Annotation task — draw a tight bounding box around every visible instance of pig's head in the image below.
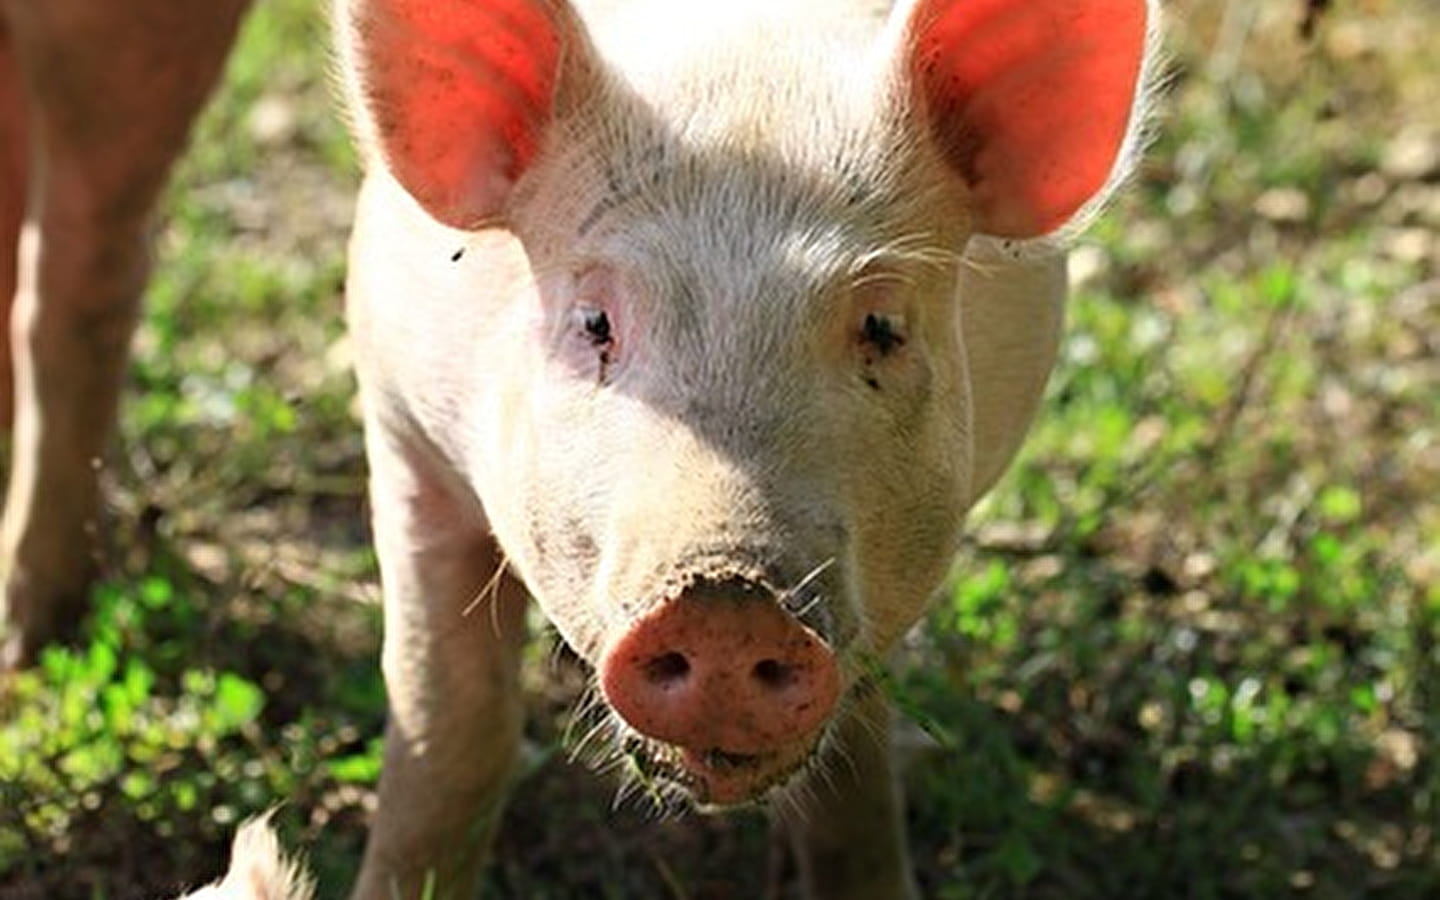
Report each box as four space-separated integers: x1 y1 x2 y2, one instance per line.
339 0 1154 807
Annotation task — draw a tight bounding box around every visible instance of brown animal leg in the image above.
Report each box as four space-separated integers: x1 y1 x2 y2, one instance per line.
0 22 27 430
0 0 251 668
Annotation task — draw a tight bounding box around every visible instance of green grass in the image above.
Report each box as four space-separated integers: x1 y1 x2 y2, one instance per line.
2 0 1436 897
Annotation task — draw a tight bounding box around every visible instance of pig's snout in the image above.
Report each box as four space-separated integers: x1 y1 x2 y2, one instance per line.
600 583 841 760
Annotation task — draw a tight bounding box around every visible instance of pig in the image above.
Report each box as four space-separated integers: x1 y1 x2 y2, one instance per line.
334 0 1156 897
0 0 1156 896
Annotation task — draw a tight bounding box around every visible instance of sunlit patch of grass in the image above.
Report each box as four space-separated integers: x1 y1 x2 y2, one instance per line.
905 1 1438 895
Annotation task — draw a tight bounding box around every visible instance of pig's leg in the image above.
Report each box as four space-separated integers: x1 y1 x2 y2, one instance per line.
0 0 249 668
0 22 26 430
351 426 527 900
783 689 919 900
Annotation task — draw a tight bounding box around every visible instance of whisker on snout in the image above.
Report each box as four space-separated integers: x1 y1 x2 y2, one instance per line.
564 707 614 766
772 758 822 826
609 738 689 819
782 557 835 600
612 767 643 812
563 676 625 767
563 677 690 819
788 590 826 625
545 632 572 669
807 725 844 794
778 557 835 626
564 682 605 727
769 780 805 826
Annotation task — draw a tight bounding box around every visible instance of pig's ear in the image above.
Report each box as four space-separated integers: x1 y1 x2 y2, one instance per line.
338 0 593 229
899 0 1155 239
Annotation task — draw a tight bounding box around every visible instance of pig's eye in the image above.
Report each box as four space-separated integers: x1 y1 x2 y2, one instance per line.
579 307 612 346
565 266 625 385
859 312 905 356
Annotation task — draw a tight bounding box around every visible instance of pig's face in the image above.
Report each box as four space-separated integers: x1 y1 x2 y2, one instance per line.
508 72 972 664
340 0 1153 806
472 49 981 803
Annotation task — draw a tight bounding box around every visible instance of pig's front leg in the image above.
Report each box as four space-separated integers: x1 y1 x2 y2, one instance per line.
350 424 527 900
782 688 920 900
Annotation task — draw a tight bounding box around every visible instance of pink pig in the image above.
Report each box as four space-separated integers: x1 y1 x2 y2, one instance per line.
335 0 1154 895
0 0 1155 897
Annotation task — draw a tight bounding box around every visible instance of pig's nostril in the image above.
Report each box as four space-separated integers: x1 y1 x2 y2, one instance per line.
752 658 796 690
642 652 690 686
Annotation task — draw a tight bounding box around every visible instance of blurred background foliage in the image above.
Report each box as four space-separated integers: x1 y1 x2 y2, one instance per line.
0 0 1435 897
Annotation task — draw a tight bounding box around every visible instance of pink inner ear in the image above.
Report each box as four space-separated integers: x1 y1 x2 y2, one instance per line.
912 0 1148 238
356 0 565 228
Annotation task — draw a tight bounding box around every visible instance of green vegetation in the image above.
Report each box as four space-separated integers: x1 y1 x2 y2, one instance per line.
1 0 1435 897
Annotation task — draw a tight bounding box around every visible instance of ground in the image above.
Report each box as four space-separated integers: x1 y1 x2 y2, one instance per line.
1 0 1436 897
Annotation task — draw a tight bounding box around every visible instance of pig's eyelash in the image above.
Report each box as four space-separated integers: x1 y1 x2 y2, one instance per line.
848 268 910 291
847 232 959 282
